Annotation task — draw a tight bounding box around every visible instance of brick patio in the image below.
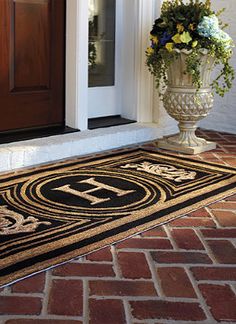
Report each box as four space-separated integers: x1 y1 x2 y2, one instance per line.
0 129 236 324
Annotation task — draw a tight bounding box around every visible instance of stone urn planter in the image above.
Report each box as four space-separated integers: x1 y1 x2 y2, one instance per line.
145 1 234 155
158 49 216 154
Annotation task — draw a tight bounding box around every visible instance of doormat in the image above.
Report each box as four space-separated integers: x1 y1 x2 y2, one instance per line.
0 149 235 287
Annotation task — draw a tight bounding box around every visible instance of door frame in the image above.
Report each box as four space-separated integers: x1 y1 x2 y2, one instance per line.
65 0 156 131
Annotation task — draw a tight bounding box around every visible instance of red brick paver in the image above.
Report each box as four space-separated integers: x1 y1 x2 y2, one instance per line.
157 267 197 298
130 300 206 321
89 299 126 324
48 279 83 316
199 284 236 321
0 129 236 323
11 273 45 294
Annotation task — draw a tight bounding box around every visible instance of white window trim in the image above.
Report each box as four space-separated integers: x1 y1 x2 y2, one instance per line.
65 0 156 130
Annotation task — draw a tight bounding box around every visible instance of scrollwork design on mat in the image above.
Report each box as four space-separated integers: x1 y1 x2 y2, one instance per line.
121 162 196 182
0 205 51 235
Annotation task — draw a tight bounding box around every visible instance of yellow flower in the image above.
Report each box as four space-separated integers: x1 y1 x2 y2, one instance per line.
150 35 159 44
205 0 211 9
172 33 182 44
165 42 174 52
177 23 184 33
146 47 154 55
189 23 196 31
192 40 198 48
180 31 192 44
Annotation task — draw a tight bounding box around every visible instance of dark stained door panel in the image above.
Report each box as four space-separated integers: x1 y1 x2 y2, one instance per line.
0 0 65 132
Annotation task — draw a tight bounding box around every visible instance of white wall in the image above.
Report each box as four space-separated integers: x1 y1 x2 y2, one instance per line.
199 0 236 134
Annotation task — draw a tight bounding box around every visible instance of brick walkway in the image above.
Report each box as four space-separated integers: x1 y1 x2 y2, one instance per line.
0 129 236 324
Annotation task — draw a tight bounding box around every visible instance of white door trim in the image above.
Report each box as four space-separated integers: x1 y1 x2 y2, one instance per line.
136 0 156 122
65 0 156 130
66 0 89 131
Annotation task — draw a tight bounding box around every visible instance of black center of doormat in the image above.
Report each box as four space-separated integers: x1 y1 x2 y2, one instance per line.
0 148 235 287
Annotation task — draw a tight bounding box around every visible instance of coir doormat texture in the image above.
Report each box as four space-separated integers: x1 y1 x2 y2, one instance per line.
0 148 235 287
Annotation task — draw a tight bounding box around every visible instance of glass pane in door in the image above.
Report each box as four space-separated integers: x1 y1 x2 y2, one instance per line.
88 0 116 87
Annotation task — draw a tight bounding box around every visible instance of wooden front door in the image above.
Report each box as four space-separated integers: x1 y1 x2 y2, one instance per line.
0 0 65 133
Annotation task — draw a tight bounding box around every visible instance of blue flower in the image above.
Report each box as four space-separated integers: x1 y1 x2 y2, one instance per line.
216 30 231 42
197 15 219 38
197 15 233 49
214 30 233 49
160 31 172 46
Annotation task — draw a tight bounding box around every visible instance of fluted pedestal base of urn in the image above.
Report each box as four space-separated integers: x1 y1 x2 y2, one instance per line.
158 122 216 154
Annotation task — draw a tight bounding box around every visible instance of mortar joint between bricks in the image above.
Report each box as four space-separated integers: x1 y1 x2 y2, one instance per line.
1 315 84 322
50 275 87 280
205 206 225 229
163 225 179 250
230 284 236 296
123 299 133 324
194 229 218 264
185 267 217 323
41 269 52 315
195 279 236 285
205 237 236 241
145 251 165 297
194 228 211 250
4 286 11 294
83 279 89 324
232 240 236 248
111 245 123 278
72 259 112 265
1 292 44 298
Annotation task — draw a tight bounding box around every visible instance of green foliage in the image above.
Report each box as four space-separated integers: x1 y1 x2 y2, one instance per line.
146 0 235 98
88 42 97 69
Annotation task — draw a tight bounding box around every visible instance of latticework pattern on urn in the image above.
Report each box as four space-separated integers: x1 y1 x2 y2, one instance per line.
163 90 214 122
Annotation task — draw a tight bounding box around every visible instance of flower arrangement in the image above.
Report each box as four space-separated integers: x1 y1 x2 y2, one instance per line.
146 0 235 97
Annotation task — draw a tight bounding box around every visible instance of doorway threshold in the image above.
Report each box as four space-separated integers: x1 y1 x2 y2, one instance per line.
0 126 79 145
88 115 136 130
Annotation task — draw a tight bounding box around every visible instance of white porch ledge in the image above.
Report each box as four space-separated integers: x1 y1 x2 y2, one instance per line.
0 123 178 173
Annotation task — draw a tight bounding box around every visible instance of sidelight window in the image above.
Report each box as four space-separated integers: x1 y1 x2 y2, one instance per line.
88 0 116 87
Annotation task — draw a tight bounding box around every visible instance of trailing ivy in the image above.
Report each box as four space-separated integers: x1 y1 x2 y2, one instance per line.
146 0 235 97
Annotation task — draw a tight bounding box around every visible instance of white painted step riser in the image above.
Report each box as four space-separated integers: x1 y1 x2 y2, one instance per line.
0 123 178 173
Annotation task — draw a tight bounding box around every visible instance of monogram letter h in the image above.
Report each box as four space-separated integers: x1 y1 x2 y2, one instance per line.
53 177 135 205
